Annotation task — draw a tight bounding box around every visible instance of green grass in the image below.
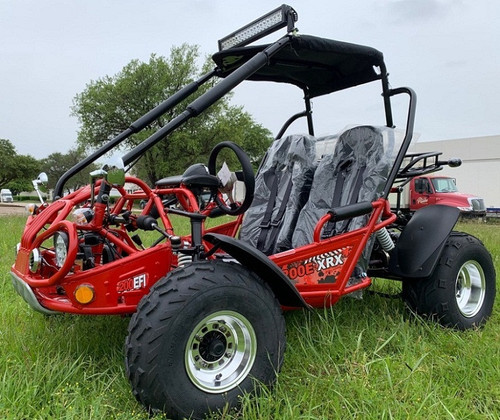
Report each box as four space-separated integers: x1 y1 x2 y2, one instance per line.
0 217 499 419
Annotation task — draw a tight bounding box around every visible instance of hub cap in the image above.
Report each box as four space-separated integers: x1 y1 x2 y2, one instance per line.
185 310 256 393
455 260 486 318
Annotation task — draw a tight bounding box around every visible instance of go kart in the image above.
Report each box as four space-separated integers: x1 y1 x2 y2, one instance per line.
11 5 496 419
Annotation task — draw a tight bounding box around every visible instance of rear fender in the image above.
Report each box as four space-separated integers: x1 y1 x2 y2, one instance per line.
203 233 309 308
388 205 460 278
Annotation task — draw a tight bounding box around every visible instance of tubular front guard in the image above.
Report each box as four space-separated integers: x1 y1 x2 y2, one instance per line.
11 244 172 315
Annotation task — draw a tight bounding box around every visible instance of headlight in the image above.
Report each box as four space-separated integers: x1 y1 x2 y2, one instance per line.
29 248 41 273
54 232 69 268
218 5 296 51
457 206 473 212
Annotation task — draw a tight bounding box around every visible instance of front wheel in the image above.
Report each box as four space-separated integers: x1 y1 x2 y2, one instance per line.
125 260 285 420
402 232 496 330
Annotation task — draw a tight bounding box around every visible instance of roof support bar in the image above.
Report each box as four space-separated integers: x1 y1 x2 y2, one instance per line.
122 37 292 166
53 70 216 198
382 87 417 199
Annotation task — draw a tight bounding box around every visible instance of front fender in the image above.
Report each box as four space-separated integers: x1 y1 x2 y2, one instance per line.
388 205 460 278
203 233 309 308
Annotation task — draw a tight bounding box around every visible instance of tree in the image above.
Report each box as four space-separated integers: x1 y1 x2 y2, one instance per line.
72 45 272 185
0 138 20 186
41 147 98 195
0 138 40 189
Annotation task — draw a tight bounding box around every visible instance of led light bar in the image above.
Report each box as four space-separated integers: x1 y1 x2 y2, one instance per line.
218 4 297 51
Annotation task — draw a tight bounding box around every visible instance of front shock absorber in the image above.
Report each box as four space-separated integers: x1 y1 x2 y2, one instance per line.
176 240 193 267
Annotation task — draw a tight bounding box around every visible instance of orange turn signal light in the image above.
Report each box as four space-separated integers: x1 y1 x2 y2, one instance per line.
74 284 95 304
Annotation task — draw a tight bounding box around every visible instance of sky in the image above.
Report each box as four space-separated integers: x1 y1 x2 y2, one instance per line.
1 0 499 160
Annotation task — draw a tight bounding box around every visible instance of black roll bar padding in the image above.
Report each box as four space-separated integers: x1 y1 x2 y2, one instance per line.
382 86 417 199
188 38 292 116
122 110 193 166
121 36 292 167
129 70 215 132
53 70 217 199
327 201 373 223
53 127 132 199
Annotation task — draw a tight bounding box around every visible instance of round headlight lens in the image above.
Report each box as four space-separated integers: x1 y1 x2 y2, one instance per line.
29 248 41 273
54 232 69 268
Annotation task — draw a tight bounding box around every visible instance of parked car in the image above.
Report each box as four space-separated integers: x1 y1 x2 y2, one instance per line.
1 188 13 203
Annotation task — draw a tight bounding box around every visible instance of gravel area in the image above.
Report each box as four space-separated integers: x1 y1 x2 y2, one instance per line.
0 203 28 216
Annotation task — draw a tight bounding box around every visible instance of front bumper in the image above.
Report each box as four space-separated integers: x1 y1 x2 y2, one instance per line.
10 272 58 315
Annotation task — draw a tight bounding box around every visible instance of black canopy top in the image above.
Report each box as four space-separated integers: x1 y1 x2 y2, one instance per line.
212 34 386 98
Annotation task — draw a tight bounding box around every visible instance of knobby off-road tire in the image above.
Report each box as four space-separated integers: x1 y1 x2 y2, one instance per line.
125 260 286 420
402 232 496 330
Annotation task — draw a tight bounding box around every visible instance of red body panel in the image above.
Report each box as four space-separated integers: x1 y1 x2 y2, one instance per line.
271 199 394 307
11 176 395 315
13 245 172 314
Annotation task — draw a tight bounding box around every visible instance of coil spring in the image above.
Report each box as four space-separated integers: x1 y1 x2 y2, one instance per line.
376 227 395 252
177 253 193 267
176 241 193 267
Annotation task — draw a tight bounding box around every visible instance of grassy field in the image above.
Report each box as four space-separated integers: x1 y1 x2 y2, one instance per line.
0 215 498 419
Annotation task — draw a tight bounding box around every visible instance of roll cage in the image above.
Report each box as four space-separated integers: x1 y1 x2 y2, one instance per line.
54 4 415 200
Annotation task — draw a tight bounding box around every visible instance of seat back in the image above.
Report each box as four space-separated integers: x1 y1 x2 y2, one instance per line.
239 134 316 255
292 126 392 248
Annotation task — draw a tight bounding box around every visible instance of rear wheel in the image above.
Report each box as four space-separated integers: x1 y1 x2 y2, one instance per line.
402 232 496 329
125 260 285 420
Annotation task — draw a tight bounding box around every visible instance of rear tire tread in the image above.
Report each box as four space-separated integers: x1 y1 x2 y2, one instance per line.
402 232 495 329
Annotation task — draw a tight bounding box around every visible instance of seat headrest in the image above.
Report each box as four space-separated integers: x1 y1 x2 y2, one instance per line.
335 126 384 165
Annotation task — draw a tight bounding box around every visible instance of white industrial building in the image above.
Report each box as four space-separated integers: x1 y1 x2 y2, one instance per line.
411 135 500 209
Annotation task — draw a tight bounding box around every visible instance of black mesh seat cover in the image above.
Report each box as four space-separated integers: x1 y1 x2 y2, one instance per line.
239 134 316 255
292 126 393 249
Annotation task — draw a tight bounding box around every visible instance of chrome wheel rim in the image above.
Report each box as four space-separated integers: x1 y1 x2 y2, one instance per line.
455 260 486 318
185 310 256 393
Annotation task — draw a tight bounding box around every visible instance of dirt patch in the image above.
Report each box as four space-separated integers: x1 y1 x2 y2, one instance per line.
0 204 28 216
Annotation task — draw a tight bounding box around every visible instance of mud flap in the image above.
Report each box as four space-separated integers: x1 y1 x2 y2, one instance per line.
388 205 460 278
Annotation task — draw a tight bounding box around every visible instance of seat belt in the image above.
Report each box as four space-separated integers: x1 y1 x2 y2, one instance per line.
338 164 366 233
257 170 294 254
257 169 279 251
322 160 366 239
321 159 352 238
265 172 293 253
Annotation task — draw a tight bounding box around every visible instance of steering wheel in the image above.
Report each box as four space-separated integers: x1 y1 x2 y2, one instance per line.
207 141 255 215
